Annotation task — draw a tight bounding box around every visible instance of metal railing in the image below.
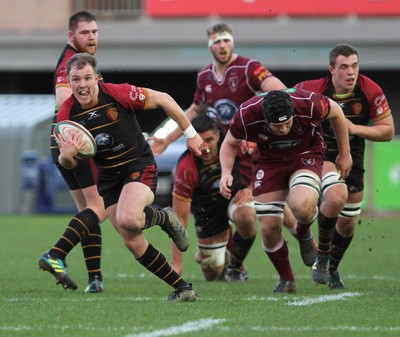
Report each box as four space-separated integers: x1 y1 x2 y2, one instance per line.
73 0 143 19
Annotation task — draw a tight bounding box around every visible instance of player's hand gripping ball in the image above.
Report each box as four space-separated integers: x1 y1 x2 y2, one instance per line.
54 121 97 159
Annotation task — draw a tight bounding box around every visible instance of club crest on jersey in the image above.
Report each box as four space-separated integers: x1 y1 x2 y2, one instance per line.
130 172 141 180
228 76 238 92
106 107 118 121
292 120 305 134
352 102 362 115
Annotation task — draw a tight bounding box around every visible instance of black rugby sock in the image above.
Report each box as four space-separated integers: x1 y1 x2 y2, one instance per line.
143 206 168 229
317 212 337 255
137 244 187 288
49 208 98 259
329 229 353 272
230 232 256 268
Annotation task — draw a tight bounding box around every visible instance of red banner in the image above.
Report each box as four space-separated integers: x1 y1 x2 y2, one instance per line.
145 0 400 17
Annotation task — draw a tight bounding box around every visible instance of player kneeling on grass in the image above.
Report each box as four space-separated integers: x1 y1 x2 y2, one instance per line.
42 52 203 302
172 114 256 281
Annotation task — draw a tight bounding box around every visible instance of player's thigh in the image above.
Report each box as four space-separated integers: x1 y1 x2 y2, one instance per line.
117 181 154 226
198 229 230 246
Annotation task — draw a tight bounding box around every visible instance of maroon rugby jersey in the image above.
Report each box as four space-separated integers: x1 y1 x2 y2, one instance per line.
229 88 330 164
51 45 104 162
57 82 154 175
193 55 273 127
295 75 391 170
193 55 274 184
173 147 242 226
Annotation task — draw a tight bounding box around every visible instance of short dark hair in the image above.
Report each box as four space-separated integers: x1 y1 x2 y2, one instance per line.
329 44 359 67
262 91 294 123
66 53 97 76
191 114 219 134
207 23 233 38
69 11 97 32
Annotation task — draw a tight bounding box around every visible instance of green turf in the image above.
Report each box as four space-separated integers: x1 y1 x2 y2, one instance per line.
0 214 399 337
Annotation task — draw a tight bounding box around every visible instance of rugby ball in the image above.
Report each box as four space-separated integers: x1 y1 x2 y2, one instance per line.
53 120 96 159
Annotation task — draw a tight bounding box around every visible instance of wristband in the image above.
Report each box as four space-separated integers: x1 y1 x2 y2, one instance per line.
183 125 197 139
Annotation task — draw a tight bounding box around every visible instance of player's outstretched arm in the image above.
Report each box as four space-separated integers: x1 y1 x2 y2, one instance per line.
149 103 201 156
145 89 203 156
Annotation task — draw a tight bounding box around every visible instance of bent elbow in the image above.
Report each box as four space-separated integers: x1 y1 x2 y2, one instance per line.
386 128 395 141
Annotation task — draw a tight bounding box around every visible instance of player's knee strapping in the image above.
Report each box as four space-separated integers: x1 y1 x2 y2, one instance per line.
197 242 227 268
290 172 321 195
321 171 345 195
227 197 255 221
254 201 285 218
339 202 362 218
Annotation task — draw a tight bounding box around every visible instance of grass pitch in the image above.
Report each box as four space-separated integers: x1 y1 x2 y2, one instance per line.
0 213 399 337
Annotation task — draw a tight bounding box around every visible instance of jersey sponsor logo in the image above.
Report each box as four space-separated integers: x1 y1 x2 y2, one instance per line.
320 98 330 117
269 140 299 150
253 65 269 81
258 134 269 141
212 179 220 189
129 85 146 102
88 110 100 120
205 84 212 93
256 169 264 180
254 180 262 189
98 143 124 153
352 102 362 115
213 99 239 126
106 107 118 121
374 94 388 116
374 94 386 108
95 133 114 147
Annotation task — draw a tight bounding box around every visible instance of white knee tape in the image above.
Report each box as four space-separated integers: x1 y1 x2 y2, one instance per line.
321 171 345 195
197 242 227 268
290 172 321 195
227 197 255 221
339 202 362 218
254 201 285 218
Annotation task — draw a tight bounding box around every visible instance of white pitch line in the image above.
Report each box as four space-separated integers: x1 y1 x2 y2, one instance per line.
287 291 361 306
251 325 400 333
124 318 226 337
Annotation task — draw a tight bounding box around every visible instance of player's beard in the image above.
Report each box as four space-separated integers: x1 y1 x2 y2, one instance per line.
215 49 233 65
75 40 97 56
